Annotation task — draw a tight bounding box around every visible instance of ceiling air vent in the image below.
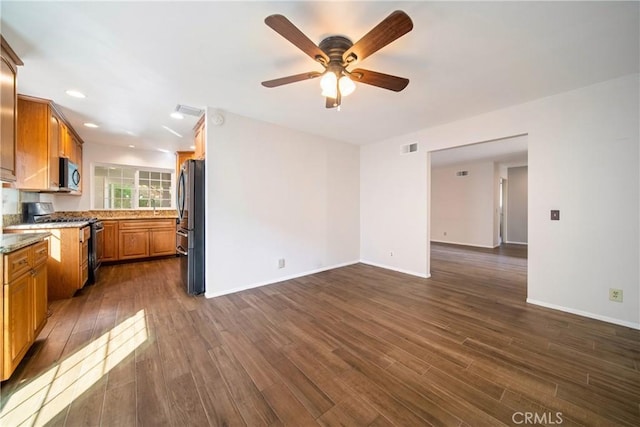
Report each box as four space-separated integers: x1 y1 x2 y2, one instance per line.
401 143 418 154
175 104 204 117
456 170 469 177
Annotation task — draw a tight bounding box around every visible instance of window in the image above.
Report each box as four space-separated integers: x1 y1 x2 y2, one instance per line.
93 165 174 210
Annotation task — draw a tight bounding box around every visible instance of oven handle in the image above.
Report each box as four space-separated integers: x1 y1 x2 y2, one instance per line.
176 246 188 256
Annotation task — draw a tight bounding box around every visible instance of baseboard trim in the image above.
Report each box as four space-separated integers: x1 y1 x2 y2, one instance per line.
359 260 430 279
505 241 528 245
430 239 499 249
205 260 360 298
526 298 640 330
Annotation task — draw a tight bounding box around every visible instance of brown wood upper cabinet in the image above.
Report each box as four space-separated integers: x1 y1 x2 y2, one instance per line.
194 115 205 160
16 95 83 193
0 36 23 182
176 150 195 175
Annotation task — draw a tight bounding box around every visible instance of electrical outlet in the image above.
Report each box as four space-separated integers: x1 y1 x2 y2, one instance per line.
609 288 623 302
390 252 394 257
444 231 447 236
278 258 285 269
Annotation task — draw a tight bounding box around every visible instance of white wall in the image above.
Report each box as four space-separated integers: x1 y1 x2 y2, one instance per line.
431 161 498 248
506 166 528 244
204 111 360 298
360 142 429 277
45 142 176 211
360 73 639 329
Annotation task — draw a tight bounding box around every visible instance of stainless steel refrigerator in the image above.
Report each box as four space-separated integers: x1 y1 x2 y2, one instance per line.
176 159 205 295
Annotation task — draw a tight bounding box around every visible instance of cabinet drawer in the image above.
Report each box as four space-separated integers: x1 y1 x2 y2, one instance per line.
119 219 175 230
80 226 90 242
32 240 48 266
4 246 31 284
82 239 89 261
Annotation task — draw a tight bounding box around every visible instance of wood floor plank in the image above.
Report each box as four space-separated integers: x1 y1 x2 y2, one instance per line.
262 381 319 426
209 344 280 426
101 381 137 427
316 395 381 427
1 243 638 426
334 347 462 426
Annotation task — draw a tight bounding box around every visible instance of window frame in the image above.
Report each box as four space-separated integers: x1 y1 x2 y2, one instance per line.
91 162 175 210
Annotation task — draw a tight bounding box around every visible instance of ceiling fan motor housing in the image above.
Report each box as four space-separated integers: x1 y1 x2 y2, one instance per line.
318 36 354 67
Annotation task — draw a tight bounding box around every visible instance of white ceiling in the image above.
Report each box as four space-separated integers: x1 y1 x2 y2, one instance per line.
1 1 638 153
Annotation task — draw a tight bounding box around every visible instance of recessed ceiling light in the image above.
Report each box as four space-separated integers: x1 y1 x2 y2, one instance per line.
65 89 86 98
128 145 135 148
83 122 99 128
189 145 195 150
170 112 184 120
161 125 183 138
157 148 170 153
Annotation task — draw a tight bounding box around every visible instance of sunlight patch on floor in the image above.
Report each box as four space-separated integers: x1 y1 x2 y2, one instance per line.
1 309 148 426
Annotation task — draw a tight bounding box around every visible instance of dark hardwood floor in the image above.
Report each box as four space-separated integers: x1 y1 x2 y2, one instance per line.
1 243 638 426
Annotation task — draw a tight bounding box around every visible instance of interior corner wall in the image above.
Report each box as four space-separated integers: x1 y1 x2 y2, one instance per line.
360 142 429 277
506 166 528 244
360 73 639 329
204 112 360 298
431 161 497 248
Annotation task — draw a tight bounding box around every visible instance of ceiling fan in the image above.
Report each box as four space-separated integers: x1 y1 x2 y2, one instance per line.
261 10 413 109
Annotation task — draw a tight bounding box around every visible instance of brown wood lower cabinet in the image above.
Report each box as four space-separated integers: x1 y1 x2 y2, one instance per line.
119 229 149 259
111 218 176 261
4 226 90 301
101 220 118 261
2 239 48 380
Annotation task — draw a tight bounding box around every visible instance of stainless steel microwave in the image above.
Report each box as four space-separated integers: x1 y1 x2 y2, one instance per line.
59 157 80 191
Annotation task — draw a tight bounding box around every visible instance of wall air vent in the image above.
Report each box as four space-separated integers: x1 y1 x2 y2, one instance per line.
401 143 418 154
175 104 204 117
456 170 469 177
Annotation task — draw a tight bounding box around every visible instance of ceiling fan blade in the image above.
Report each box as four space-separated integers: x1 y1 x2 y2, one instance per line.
265 14 329 63
262 71 321 88
343 10 413 64
350 68 409 92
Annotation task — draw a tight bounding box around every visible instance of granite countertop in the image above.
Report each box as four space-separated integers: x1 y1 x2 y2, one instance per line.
99 215 178 220
59 210 178 220
0 232 51 254
5 221 91 230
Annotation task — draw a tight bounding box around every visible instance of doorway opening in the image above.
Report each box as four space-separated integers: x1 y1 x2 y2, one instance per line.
427 134 528 292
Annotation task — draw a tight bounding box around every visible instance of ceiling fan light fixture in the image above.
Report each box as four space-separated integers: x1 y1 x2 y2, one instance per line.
339 75 356 97
320 71 338 98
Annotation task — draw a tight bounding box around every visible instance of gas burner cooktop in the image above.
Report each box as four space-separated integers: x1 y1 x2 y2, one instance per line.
21 202 99 225
36 216 98 223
